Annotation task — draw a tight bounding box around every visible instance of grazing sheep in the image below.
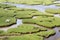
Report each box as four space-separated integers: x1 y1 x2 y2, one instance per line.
5 19 10 23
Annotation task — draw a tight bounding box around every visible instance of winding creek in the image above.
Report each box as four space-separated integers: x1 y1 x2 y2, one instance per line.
0 2 60 40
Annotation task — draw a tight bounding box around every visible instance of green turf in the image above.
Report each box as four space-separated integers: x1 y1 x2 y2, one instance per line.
4 34 43 40
0 29 55 38
7 24 47 33
15 9 54 19
0 0 55 5
45 8 60 14
0 17 16 27
35 30 55 37
0 4 58 40
0 3 16 8
0 4 53 18
8 0 55 5
0 8 15 17
0 4 54 27
23 16 60 28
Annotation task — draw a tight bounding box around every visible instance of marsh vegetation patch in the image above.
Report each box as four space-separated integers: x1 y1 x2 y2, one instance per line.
0 3 60 40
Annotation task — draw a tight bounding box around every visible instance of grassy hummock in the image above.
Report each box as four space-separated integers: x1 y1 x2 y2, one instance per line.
0 17 16 27
0 8 16 17
35 30 56 37
15 11 54 19
3 34 43 40
15 9 43 19
0 29 56 38
23 16 60 28
7 24 47 33
45 8 60 14
0 3 16 9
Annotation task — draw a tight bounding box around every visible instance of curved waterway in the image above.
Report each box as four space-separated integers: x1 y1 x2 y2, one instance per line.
0 3 60 40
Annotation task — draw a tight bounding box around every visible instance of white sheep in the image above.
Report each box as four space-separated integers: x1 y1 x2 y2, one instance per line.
5 19 10 23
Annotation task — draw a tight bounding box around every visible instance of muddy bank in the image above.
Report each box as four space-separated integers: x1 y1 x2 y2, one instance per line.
45 27 60 40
